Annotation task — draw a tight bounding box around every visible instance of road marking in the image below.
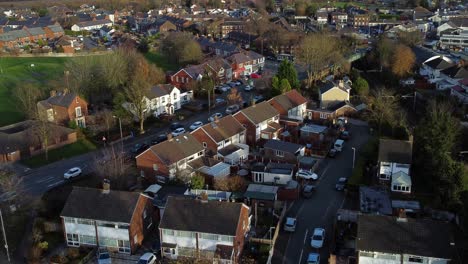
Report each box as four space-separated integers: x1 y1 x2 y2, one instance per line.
339 195 346 209
47 180 64 188
321 199 335 221
36 176 55 183
298 229 309 264
298 248 304 264
303 228 309 245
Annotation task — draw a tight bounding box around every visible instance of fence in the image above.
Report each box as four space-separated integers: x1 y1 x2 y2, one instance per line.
266 203 287 264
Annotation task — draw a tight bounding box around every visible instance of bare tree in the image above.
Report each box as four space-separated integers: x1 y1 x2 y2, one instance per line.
226 88 243 106
34 111 53 161
95 109 116 138
13 83 42 119
93 146 132 190
366 88 399 133
214 176 247 192
0 167 23 201
124 69 151 134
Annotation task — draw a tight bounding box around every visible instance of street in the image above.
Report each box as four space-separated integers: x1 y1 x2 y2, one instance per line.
271 123 370 264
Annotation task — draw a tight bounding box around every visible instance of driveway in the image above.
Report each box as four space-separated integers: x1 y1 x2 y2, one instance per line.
271 123 370 264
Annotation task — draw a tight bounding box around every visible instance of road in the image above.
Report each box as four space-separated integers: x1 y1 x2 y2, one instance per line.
271 123 370 264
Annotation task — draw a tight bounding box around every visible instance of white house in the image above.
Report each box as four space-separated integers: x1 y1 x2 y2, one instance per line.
419 55 454 82
60 186 154 254
437 65 468 90
390 171 411 193
251 162 295 185
378 139 412 182
147 84 183 116
319 80 351 109
357 214 453 264
71 19 113 31
159 197 250 263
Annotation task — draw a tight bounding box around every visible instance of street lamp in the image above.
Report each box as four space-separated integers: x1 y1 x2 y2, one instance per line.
0 209 10 262
352 147 356 169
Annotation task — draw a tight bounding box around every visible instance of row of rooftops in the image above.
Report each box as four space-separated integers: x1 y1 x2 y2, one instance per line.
0 24 64 42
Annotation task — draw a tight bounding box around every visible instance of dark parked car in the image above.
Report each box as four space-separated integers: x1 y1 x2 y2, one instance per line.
302 184 316 198
335 177 348 191
328 148 337 158
170 122 184 131
131 143 149 155
340 131 351 140
151 134 168 145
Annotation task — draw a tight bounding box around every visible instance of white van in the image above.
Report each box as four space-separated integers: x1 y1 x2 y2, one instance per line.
334 139 344 152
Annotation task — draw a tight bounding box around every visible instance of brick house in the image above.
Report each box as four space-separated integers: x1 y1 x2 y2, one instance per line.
220 18 245 38
159 196 250 264
226 51 265 79
43 24 65 39
169 64 205 90
37 90 88 128
191 115 248 164
24 27 46 42
306 101 356 122
269 89 308 121
204 57 233 84
263 139 305 164
136 134 205 182
0 120 77 163
60 186 156 254
233 101 281 146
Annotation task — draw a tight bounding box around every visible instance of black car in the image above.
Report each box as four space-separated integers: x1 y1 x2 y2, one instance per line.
340 131 351 140
335 177 348 191
131 143 149 155
302 184 316 198
170 122 184 131
151 134 168 145
328 148 337 158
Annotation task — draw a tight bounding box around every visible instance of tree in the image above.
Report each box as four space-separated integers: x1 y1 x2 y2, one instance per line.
280 78 291 93
161 32 202 65
35 111 53 161
95 109 116 138
366 88 399 133
352 77 369 96
124 68 150 134
227 88 243 106
0 167 23 201
297 33 343 87
137 38 149 53
376 37 393 70
13 83 42 119
306 3 318 16
93 146 132 190
276 60 299 88
398 31 423 47
391 44 416 78
245 15 269 54
191 174 205 190
180 40 203 65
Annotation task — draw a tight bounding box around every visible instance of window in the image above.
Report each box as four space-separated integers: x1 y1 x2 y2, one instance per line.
75 106 82 117
200 233 218 240
173 93 177 100
162 97 166 104
175 230 195 238
408 257 423 263
64 217 75 224
153 164 158 171
176 76 179 82
320 112 328 119
77 219 94 225
118 240 130 253
198 151 203 156
219 235 234 242
79 235 96 245
203 142 207 148
224 139 230 144
66 233 79 246
163 229 175 236
275 150 284 157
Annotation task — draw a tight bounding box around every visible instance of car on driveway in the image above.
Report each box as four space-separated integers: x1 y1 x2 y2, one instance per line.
302 184 316 198
131 143 149 155
171 127 186 137
138 252 157 264
310 228 325 248
296 170 318 180
208 113 222 122
283 217 297 232
97 249 111 264
225 104 240 114
307 253 320 264
189 121 204 131
64 167 82 179
170 122 184 131
335 177 348 191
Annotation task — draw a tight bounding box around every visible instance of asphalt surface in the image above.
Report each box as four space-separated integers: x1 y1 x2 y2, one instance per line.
271 123 370 264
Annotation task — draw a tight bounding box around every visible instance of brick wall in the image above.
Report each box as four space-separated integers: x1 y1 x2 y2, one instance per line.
191 128 217 154
129 195 155 254
233 204 250 263
233 112 256 146
136 150 170 182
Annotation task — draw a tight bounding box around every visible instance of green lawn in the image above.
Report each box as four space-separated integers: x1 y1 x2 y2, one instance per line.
22 139 96 168
144 51 179 72
331 1 365 8
0 57 68 126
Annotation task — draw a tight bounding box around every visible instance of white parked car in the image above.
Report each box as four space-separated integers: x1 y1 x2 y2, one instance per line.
64 167 82 179
138 252 157 264
283 217 296 232
189 121 203 131
208 113 223 122
310 228 325 248
225 104 240 115
220 85 231 92
296 170 318 180
307 253 320 264
244 85 253 91
171 127 186 137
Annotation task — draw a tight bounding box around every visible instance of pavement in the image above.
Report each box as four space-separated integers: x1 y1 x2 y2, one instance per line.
271 123 370 264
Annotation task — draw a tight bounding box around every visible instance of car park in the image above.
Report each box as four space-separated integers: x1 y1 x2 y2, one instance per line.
225 104 240 114
170 122 184 131
296 170 318 180
131 143 149 155
335 177 348 191
151 134 168 145
189 121 204 131
310 228 325 248
302 184 316 198
171 127 186 137
307 253 320 264
138 252 157 264
283 217 297 232
97 248 111 264
64 167 82 179
208 113 223 122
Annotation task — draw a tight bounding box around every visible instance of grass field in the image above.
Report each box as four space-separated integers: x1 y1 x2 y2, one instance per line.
144 51 179 72
332 1 365 8
22 138 96 168
0 57 68 126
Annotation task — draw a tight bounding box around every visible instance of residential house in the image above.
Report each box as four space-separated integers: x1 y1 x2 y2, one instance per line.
220 18 244 38
60 186 155 254
357 214 453 264
226 31 257 47
159 196 250 263
450 78 468 103
439 28 468 50
251 162 294 185
161 15 191 31
438 65 468 90
391 171 411 194
226 50 265 79
348 10 369 27
148 19 176 35
37 90 88 128
188 157 231 181
437 17 468 36
136 133 205 181
419 55 454 82
0 29 31 48
233 101 281 146
204 57 233 83
54 35 78 53
71 19 112 31
263 139 305 164
209 41 241 57
191 115 248 164
269 89 308 122
316 11 328 24
378 139 412 186
146 84 184 117
0 120 76 163
99 25 115 39
24 27 46 42
170 64 204 90
331 12 348 24
43 24 64 39
413 6 434 21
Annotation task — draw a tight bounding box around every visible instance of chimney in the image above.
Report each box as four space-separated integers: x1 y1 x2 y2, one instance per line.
214 115 220 122
200 191 208 203
63 88 69 95
396 208 407 222
102 179 110 194
338 80 344 88
167 133 173 141
50 90 57 97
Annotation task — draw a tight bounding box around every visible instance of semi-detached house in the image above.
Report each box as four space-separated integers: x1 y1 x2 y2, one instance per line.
159 196 250 264
60 186 155 254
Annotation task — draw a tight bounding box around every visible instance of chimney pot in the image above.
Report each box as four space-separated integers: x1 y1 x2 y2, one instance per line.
50 90 57 97
167 133 173 141
102 179 111 194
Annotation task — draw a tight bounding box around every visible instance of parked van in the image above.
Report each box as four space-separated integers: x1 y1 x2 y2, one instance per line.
334 139 344 152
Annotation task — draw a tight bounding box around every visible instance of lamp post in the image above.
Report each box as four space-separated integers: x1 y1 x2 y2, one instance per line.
0 209 10 262
352 147 356 169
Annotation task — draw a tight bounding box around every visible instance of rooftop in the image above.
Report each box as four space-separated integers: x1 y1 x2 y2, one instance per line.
244 184 278 201
264 139 304 154
378 139 413 164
